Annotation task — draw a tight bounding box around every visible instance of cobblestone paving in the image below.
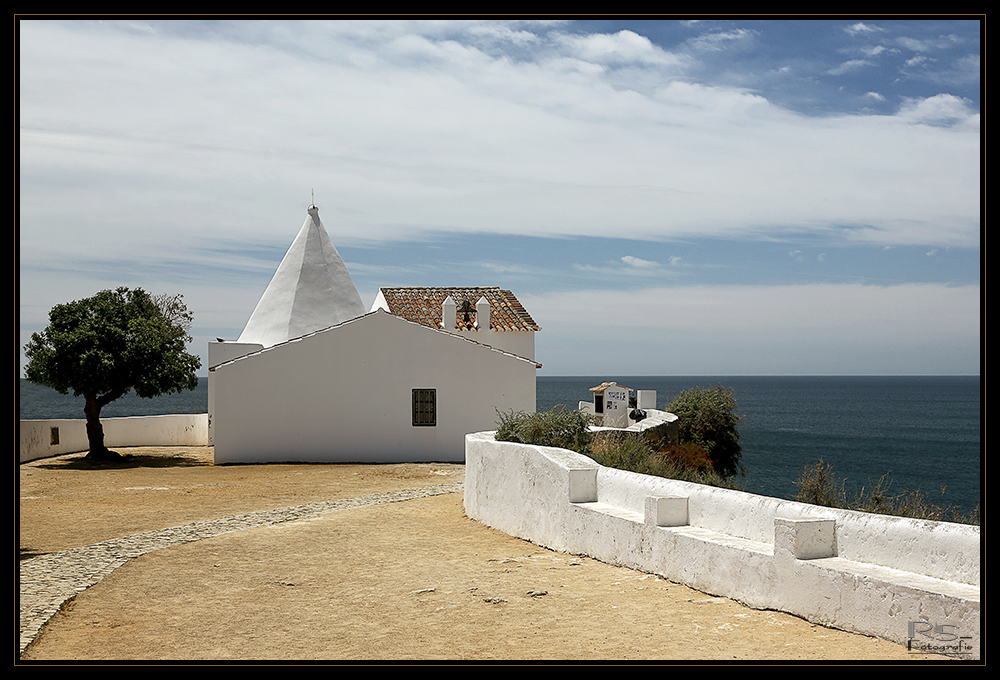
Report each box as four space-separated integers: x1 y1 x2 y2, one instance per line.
18 482 464 655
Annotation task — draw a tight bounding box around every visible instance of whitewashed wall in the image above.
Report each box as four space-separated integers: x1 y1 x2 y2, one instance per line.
207 340 264 445
448 327 535 363
464 432 981 658
213 310 536 464
19 414 209 463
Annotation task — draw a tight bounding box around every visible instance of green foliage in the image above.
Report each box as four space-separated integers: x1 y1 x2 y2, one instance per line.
796 459 980 525
794 460 848 508
25 287 200 400
494 406 594 453
494 407 734 489
587 431 732 487
659 441 716 474
666 385 743 478
587 430 664 476
24 287 201 458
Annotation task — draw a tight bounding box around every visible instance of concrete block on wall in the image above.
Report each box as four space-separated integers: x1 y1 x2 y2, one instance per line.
568 467 598 503
645 495 689 527
775 517 837 560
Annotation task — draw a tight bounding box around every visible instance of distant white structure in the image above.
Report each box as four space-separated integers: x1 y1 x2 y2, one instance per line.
209 203 540 463
584 381 632 427
578 382 674 439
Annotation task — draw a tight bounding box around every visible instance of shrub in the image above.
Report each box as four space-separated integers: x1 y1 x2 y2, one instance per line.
588 431 734 487
495 407 734 488
666 385 743 478
659 441 715 474
494 406 593 453
795 459 980 526
588 431 665 477
795 459 848 508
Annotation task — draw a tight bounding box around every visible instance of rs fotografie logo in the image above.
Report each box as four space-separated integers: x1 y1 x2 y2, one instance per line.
906 620 975 657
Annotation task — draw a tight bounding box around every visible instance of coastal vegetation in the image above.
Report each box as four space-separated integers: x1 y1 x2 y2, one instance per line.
665 385 743 479
796 459 980 526
23 287 202 461
494 404 979 525
494 404 740 489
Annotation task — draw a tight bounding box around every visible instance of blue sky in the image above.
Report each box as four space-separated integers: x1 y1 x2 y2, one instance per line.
18 18 981 376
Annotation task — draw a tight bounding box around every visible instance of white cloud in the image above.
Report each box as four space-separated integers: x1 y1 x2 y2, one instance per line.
556 29 675 66
19 20 980 254
18 20 981 377
846 23 883 36
686 28 756 53
896 93 978 126
827 58 873 75
621 255 658 268
896 34 964 53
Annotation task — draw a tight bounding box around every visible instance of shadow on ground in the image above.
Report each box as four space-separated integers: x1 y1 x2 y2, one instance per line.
30 452 212 471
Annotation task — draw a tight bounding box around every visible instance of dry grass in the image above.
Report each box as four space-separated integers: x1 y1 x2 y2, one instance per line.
795 459 980 525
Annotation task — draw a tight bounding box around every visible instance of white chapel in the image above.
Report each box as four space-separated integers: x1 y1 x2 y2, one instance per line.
208 204 539 464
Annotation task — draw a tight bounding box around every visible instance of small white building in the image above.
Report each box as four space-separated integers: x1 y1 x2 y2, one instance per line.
578 381 679 446
209 204 540 463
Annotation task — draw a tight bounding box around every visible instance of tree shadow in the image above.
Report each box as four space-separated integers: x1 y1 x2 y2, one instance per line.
30 452 211 471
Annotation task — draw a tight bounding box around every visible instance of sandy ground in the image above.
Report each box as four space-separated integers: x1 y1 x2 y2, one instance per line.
19 446 949 663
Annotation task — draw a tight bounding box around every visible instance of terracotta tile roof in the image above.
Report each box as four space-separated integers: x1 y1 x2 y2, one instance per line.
377 287 540 332
590 382 633 393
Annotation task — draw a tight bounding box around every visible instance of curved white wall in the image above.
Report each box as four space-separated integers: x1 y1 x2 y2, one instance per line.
19 414 209 463
464 432 981 658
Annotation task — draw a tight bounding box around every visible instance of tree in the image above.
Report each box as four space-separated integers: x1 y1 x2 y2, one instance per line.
666 385 743 479
24 287 202 461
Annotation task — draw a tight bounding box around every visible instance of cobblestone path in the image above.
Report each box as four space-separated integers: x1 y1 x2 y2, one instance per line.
18 482 464 655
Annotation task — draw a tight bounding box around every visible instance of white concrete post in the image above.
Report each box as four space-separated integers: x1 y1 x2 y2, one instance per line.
568 467 598 503
774 517 837 560
645 495 689 527
442 296 457 330
476 296 491 330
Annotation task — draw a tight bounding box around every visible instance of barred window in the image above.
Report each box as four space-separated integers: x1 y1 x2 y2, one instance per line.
412 388 437 426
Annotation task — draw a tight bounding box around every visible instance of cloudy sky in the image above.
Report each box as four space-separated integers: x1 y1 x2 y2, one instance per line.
18 18 981 376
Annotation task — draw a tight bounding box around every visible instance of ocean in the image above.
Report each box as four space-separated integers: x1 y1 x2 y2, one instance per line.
19 375 981 516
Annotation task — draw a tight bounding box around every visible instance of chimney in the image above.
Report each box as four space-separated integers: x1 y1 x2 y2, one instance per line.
476 296 491 330
442 296 457 330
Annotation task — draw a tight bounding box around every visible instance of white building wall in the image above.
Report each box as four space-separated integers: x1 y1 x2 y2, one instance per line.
448 328 535 362
207 340 264 445
213 310 536 464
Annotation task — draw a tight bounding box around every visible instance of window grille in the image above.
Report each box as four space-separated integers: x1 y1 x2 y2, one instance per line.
412 388 437 426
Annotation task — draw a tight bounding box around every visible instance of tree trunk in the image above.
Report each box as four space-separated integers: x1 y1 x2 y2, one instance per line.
83 396 120 461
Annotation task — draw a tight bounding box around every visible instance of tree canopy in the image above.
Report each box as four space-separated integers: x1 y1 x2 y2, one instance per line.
24 287 202 460
666 385 743 479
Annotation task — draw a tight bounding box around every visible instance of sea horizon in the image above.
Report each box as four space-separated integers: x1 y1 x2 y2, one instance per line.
20 374 981 516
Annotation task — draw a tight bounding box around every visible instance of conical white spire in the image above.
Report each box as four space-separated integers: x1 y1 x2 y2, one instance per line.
238 204 366 347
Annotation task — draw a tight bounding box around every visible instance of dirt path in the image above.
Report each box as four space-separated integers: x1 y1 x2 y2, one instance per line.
19 447 946 662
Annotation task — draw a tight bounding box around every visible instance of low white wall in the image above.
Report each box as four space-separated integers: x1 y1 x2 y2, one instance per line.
19 414 209 463
464 432 981 659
